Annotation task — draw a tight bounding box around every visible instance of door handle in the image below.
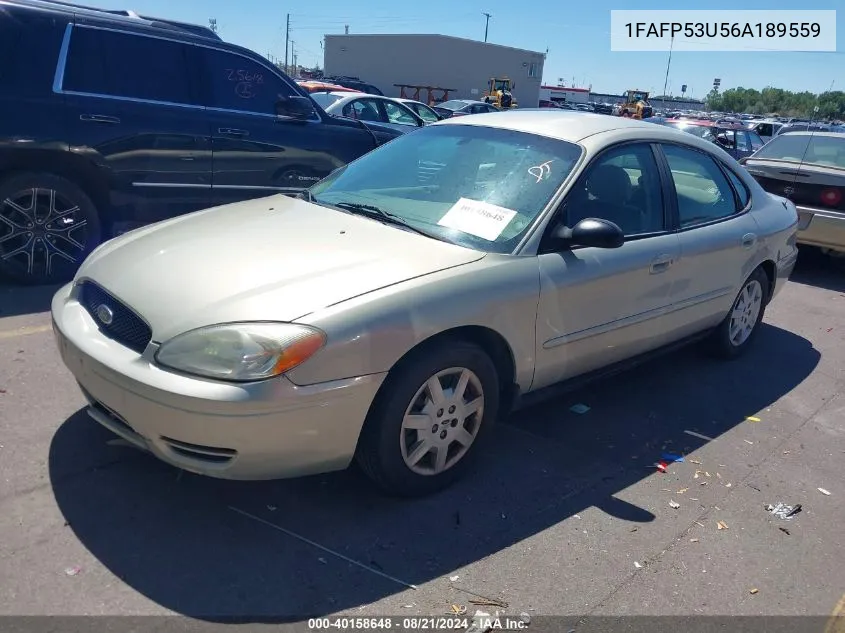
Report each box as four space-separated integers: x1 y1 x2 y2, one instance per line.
649 254 674 274
218 128 249 137
79 114 121 124
742 233 757 248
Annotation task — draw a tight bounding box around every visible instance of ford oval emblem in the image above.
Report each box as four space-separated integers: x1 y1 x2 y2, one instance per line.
95 304 114 325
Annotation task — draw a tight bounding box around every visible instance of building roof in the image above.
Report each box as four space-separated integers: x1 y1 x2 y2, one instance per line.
541 85 590 93
324 33 545 57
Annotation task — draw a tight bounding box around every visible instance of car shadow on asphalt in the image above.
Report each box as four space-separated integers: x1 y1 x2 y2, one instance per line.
0 281 62 318
788 248 845 294
48 323 820 621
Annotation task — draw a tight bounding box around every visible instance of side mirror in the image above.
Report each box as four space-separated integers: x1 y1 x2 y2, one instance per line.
553 218 624 249
276 95 316 120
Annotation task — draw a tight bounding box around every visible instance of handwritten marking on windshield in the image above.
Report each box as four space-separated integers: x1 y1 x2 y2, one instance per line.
528 160 554 183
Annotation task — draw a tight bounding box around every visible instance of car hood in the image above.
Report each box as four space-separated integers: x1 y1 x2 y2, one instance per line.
76 196 485 342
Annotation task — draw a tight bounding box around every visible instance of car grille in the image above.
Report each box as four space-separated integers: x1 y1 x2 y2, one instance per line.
77 281 152 354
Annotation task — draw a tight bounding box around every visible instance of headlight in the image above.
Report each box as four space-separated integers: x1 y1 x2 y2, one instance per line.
155 322 325 382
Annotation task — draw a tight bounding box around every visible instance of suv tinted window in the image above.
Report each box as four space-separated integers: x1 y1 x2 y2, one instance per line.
662 145 739 227
64 28 194 104
202 48 295 114
0 11 23 86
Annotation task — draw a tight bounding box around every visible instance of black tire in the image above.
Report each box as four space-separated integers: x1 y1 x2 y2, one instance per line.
356 339 500 497
0 172 102 285
710 266 770 359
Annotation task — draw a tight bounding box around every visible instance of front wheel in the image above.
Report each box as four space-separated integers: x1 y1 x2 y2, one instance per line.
710 267 769 359
356 340 500 497
0 172 102 285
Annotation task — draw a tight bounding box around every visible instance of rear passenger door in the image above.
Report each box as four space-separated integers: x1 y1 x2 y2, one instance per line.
196 46 374 204
59 24 212 225
658 143 761 339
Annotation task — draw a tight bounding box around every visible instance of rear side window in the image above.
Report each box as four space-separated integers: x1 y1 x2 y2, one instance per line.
0 9 23 86
725 169 751 208
200 47 295 114
0 9 65 96
662 144 740 228
64 27 194 105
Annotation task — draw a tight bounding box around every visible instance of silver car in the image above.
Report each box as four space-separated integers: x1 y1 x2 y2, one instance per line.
310 91 425 133
52 111 799 496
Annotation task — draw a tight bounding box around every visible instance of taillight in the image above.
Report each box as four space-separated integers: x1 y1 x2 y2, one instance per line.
820 188 842 206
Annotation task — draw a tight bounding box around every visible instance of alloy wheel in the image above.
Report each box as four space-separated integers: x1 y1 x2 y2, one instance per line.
0 187 90 277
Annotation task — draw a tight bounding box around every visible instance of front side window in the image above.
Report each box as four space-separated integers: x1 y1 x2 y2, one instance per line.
748 131 765 151
202 47 294 115
564 143 665 236
412 103 440 123
309 125 583 254
342 98 383 122
383 101 418 126
662 144 739 227
64 28 193 104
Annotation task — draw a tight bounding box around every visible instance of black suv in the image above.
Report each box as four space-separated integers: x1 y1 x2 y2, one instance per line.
0 0 403 285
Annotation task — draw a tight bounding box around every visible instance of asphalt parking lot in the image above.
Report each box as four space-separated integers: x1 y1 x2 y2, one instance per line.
1 251 844 626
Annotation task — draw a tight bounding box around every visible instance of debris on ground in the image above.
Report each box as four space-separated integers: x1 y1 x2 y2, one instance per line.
634 561 643 568
470 598 509 608
717 520 729 530
744 440 755 445
690 538 699 543
765 502 802 519
746 416 761 422
64 566 81 576
750 588 759 594
451 605 467 615
669 500 680 509
466 610 495 633
688 458 702 464
818 488 831 496
569 403 591 414
655 462 669 473
519 613 531 626
449 575 460 582
662 453 685 462
677 488 689 494
725 483 732 488
402 604 415 609
779 527 791 535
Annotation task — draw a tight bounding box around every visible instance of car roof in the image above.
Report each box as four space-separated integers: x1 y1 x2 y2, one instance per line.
664 118 748 130
767 131 845 139
437 110 679 143
9 0 222 41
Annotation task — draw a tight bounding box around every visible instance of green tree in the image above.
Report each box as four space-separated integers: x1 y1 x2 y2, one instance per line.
705 85 845 120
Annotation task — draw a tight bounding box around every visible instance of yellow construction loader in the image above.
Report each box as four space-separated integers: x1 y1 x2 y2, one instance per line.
483 77 518 109
615 90 653 119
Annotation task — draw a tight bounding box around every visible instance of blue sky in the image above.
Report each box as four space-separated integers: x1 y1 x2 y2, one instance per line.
91 0 843 96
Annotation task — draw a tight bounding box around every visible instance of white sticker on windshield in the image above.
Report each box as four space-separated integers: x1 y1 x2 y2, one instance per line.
437 198 517 241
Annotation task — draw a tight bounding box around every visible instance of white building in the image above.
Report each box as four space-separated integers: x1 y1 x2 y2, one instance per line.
538 85 591 105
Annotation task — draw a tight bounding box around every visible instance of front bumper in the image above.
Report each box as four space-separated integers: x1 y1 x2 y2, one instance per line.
51 282 386 480
796 205 845 253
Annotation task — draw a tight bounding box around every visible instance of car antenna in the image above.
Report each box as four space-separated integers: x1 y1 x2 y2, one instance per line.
787 97 825 201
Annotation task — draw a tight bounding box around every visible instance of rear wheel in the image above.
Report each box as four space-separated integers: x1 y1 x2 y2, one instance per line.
710 267 769 359
0 172 101 285
356 340 499 497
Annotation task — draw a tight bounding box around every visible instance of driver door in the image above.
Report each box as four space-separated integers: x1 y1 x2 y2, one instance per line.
533 142 681 389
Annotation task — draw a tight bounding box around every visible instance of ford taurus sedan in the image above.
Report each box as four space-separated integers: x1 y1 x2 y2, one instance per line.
52 111 799 497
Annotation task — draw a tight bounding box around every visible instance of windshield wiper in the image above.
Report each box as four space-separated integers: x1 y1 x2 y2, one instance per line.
331 201 440 240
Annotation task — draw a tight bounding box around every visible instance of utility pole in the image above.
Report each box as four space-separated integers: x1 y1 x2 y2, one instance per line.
284 13 290 75
482 12 491 43
662 35 674 98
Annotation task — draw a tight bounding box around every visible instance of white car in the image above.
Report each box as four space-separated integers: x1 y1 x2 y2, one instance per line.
310 91 425 133
394 98 443 124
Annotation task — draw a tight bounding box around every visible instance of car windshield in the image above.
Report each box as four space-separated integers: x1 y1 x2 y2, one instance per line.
437 100 469 111
310 92 346 108
308 124 583 254
752 135 845 169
